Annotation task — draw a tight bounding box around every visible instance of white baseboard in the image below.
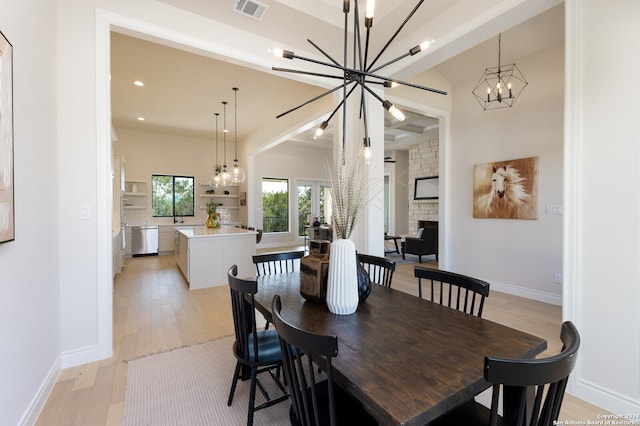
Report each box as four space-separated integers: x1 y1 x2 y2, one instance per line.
61 344 102 369
489 280 563 306
19 355 61 426
575 378 640 424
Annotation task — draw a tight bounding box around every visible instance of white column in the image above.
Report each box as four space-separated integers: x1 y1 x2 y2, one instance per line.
333 87 385 257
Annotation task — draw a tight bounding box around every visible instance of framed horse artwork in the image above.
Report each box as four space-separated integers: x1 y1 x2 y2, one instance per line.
473 156 538 220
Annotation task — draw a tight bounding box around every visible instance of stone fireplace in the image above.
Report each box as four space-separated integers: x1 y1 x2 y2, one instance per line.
408 138 439 236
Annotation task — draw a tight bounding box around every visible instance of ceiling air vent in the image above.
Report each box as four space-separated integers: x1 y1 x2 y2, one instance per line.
233 0 269 20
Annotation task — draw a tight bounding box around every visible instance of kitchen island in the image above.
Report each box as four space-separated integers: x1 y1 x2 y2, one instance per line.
175 225 256 290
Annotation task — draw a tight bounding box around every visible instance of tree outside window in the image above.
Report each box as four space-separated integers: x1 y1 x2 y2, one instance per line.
152 175 194 217
262 178 289 233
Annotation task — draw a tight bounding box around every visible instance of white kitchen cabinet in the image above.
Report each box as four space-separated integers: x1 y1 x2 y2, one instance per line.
158 226 176 254
174 226 255 289
124 227 132 257
175 230 189 281
112 231 122 277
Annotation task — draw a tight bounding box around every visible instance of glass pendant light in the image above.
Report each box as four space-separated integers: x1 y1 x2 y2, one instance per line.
231 87 246 184
220 101 232 187
209 113 222 188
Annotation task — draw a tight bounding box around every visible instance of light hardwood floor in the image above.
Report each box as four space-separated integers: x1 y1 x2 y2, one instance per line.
36 252 607 425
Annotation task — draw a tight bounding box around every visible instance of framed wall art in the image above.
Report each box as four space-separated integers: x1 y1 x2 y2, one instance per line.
0 30 14 243
473 156 538 220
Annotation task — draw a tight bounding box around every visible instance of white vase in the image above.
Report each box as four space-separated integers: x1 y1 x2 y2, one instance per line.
326 239 359 315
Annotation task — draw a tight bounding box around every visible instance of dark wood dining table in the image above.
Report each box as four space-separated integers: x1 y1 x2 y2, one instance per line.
254 272 547 425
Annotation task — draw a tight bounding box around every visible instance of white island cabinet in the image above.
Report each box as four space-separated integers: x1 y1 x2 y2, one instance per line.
174 226 256 290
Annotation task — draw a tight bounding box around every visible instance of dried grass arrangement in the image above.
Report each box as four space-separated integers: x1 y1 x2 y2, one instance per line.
326 151 369 240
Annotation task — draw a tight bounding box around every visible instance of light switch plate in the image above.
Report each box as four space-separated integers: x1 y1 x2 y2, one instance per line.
79 205 91 219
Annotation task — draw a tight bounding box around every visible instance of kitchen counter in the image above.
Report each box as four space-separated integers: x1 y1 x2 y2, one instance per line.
174 226 256 289
175 225 255 238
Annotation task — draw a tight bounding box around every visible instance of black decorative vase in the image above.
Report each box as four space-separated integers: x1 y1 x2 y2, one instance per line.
357 260 371 302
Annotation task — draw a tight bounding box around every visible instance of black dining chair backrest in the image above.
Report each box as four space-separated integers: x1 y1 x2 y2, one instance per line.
253 250 305 276
357 253 396 288
414 267 490 317
431 321 580 426
271 295 377 426
485 321 580 426
227 265 288 426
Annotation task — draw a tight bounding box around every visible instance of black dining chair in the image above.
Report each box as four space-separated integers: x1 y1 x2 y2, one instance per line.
253 250 305 330
357 253 396 288
253 250 305 276
414 266 490 317
227 265 289 426
271 295 378 426
430 321 581 426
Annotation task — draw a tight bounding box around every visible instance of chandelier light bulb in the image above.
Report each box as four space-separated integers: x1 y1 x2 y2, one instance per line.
365 0 375 18
419 40 434 50
363 137 372 165
272 48 294 59
314 121 328 139
365 0 375 27
389 104 405 121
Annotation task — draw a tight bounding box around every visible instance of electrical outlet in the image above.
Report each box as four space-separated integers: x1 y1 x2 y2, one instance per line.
553 273 562 284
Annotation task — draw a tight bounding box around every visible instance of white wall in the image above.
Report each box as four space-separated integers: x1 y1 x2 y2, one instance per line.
0 1 60 424
113 127 246 226
384 150 410 236
253 142 330 248
447 43 565 305
564 0 640 414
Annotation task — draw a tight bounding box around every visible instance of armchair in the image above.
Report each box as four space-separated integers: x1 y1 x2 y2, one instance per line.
402 222 438 262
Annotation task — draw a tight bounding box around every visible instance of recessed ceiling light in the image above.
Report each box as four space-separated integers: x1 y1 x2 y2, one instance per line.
137 117 145 121
134 80 144 87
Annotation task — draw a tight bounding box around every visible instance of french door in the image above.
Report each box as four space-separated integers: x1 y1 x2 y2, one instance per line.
297 180 330 237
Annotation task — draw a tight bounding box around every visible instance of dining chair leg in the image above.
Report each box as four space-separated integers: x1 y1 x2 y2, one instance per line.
255 376 271 401
227 361 241 406
247 367 258 426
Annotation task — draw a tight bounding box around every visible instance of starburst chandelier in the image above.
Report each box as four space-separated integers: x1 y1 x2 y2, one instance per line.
272 0 447 160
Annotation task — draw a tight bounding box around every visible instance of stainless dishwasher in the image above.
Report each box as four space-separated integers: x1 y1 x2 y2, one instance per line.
131 226 159 256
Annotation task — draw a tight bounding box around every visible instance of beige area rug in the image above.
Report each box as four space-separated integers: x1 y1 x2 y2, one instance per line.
123 336 290 426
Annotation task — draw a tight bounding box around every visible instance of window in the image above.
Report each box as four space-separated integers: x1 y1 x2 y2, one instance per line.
152 175 194 217
262 178 289 233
